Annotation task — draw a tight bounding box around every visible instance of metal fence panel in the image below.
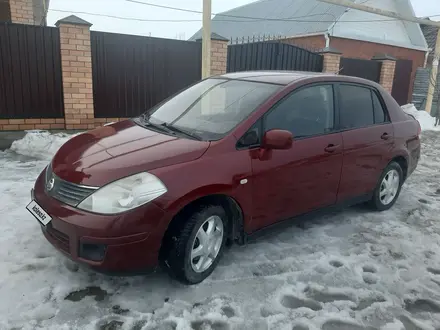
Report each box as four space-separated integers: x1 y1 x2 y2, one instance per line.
391 59 413 106
0 23 64 119
227 41 323 73
339 57 382 83
91 31 202 118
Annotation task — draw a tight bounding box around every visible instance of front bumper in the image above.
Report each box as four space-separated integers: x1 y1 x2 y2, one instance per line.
33 170 168 273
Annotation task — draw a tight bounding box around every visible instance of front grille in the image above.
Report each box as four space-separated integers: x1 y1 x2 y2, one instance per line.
46 165 98 207
45 223 70 254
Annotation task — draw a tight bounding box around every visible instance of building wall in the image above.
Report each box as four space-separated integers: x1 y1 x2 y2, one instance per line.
283 35 326 52
330 36 425 102
283 35 425 103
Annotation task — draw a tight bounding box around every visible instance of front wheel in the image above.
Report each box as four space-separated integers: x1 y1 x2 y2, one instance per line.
370 162 403 211
164 205 227 284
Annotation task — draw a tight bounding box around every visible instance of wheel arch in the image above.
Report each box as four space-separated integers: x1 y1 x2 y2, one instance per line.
390 155 408 180
158 193 245 262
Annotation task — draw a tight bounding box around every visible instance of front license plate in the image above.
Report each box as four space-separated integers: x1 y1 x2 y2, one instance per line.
26 200 52 226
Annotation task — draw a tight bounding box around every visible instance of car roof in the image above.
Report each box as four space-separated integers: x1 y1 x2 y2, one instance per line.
217 71 378 87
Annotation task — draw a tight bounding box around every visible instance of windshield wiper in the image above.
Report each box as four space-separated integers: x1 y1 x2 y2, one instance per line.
160 123 202 141
135 115 173 134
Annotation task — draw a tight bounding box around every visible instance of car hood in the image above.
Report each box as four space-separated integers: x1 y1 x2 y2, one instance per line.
51 120 210 186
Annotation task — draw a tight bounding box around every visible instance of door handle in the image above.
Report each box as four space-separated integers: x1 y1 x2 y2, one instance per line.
324 144 340 153
381 133 390 140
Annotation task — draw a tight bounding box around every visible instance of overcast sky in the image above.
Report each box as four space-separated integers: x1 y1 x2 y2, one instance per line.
47 0 439 39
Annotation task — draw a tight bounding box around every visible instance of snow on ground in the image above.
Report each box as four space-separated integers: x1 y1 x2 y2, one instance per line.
402 104 440 132
1 122 440 330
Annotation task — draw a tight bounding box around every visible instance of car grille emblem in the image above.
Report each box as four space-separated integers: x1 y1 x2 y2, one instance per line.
47 177 55 191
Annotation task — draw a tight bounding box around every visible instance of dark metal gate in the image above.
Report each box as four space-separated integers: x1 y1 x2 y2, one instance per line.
339 57 382 83
0 23 64 119
227 41 323 73
91 32 202 118
391 59 413 105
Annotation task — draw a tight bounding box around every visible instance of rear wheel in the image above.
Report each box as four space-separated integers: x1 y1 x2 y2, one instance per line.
164 205 227 284
370 162 403 211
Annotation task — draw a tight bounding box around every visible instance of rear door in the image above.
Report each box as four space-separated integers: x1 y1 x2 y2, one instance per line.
336 84 394 202
248 84 343 231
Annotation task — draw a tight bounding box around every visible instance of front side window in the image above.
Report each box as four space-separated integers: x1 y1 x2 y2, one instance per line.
139 79 280 140
264 85 335 138
339 85 374 129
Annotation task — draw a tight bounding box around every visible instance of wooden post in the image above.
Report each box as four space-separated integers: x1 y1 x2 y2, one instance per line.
426 29 440 114
201 0 212 78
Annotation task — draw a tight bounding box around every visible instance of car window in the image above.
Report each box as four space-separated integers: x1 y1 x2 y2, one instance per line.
264 85 334 138
144 79 280 141
372 91 388 123
237 120 261 148
339 85 374 129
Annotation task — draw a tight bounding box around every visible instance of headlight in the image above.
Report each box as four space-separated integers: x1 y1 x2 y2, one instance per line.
77 173 167 214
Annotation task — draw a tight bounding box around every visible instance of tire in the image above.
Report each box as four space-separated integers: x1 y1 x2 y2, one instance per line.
164 205 228 284
370 162 403 211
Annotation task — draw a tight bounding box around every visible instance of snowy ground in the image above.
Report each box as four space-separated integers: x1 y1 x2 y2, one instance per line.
1 126 440 330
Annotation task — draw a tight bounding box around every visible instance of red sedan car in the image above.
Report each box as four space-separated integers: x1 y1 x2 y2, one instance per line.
27 71 421 284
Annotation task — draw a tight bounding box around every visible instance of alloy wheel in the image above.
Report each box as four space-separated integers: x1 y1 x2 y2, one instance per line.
379 169 400 205
190 215 224 273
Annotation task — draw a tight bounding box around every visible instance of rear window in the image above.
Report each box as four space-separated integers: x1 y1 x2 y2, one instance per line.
372 91 388 123
339 85 374 129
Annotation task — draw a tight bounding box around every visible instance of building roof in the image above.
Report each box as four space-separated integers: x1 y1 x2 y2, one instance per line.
189 0 428 51
420 21 438 50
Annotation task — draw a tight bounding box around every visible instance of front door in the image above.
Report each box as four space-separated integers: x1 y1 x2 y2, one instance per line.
248 84 343 232
336 84 395 202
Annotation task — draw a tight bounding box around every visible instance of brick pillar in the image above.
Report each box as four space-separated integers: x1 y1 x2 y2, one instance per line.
210 34 228 76
9 0 34 25
197 33 228 76
372 54 397 93
56 15 95 130
319 47 342 74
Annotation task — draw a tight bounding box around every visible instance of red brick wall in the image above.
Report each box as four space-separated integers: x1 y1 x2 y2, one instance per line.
283 35 326 51
329 36 425 102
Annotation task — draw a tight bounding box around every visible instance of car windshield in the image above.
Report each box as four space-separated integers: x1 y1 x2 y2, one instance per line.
138 78 280 140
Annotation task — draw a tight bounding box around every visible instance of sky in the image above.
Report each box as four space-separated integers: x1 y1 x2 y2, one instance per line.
46 0 440 40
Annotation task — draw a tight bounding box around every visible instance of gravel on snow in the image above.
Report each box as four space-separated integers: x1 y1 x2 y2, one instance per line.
1 130 440 330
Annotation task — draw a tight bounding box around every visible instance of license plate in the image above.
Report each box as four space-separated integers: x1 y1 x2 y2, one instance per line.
26 200 52 226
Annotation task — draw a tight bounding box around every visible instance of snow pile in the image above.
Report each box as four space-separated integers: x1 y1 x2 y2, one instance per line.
401 103 440 132
10 130 73 160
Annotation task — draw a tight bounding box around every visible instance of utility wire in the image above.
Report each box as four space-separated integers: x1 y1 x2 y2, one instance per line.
45 8 390 23
48 9 341 23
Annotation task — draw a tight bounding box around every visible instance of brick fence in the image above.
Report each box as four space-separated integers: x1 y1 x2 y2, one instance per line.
9 0 34 25
56 16 95 130
0 15 397 131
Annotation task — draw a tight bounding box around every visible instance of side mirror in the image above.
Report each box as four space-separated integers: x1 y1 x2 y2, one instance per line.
262 129 293 150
